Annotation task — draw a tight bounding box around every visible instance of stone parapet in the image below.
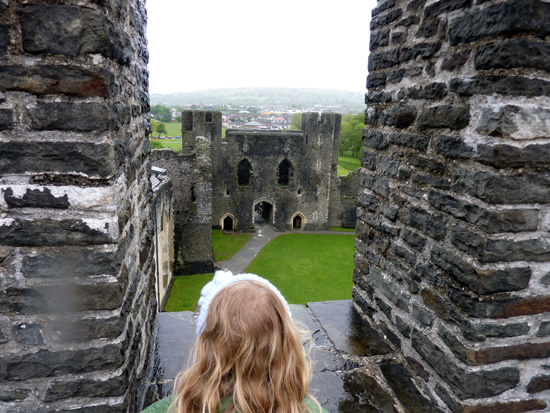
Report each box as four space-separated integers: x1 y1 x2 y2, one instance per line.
356 0 550 411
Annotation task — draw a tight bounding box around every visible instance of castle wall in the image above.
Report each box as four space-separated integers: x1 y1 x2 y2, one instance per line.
355 0 550 410
0 1 155 411
210 111 342 231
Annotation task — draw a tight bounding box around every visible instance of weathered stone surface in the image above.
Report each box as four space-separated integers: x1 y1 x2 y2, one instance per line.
527 375 550 394
370 28 390 50
29 102 111 131
0 65 114 98
449 0 550 45
372 0 396 17
477 143 550 169
44 373 127 401
0 24 8 55
363 130 388 149
20 4 131 65
407 82 447 100
308 300 392 356
388 133 430 150
537 322 550 337
452 169 550 204
451 76 550 97
416 17 440 38
435 135 475 158
358 171 390 199
463 322 530 342
337 370 398 412
0 344 124 380
370 8 403 30
4 187 70 209
382 105 417 128
475 39 550 71
0 218 115 247
22 250 119 278
428 190 539 233
411 329 520 399
417 105 470 130
441 51 470 70
367 72 387 88
398 15 421 27
380 361 442 412
14 323 44 345
424 0 472 17
50 315 125 343
408 207 447 240
368 49 400 71
0 141 116 177
379 155 400 177
361 149 377 171
412 301 435 326
402 228 427 251
475 105 550 141
401 43 441 61
370 267 411 312
0 108 14 130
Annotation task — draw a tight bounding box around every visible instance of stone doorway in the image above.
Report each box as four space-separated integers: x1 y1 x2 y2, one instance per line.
221 214 236 231
253 200 274 226
292 212 305 230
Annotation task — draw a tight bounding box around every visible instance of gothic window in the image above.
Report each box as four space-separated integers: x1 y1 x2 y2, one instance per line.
237 159 252 186
278 159 293 186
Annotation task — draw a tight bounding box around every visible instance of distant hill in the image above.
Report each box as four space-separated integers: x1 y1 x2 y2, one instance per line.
150 88 365 113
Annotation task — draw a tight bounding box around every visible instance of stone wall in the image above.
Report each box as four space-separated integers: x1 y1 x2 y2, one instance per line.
355 0 550 411
0 1 155 412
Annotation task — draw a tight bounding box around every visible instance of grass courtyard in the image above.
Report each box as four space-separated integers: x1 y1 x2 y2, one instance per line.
164 232 355 311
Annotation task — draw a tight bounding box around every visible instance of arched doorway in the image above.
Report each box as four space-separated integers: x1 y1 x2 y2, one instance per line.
253 200 275 227
220 213 236 232
291 212 306 230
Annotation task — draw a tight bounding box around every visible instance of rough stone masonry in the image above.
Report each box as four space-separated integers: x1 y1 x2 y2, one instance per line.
355 0 550 411
0 1 155 411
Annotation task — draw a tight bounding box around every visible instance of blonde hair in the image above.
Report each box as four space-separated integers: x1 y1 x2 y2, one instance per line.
170 280 320 413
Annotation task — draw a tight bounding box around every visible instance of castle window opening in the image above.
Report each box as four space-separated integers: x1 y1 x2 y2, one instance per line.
278 159 293 186
205 113 212 123
237 159 253 186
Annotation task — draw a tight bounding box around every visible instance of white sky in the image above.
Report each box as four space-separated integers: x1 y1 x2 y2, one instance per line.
146 0 378 94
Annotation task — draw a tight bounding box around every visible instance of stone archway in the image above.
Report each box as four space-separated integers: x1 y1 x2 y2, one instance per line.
291 212 306 230
220 213 236 231
252 198 275 227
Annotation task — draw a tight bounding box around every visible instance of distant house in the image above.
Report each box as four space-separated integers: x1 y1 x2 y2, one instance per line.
243 121 267 129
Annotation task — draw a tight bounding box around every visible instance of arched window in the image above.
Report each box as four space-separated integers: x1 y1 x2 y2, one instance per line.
237 159 252 186
278 159 293 186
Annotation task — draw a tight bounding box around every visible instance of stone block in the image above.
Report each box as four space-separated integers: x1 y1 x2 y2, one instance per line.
407 82 447 100
0 108 15 131
452 169 550 204
379 155 400 177
527 375 550 394
0 24 8 54
20 4 131 65
367 72 387 88
478 143 550 169
0 218 115 247
449 0 550 45
358 171 390 199
357 209 399 236
402 228 427 251
0 65 114 98
441 51 470 71
0 344 124 380
50 315 125 343
370 8 403 30
44 372 127 401
411 301 435 326
372 0 396 17
393 242 417 266
363 129 388 149
451 76 550 97
3 187 69 209
435 135 475 158
411 329 520 399
428 190 539 233
365 91 392 104
417 105 470 130
400 43 441 61
29 102 111 131
475 105 550 141
370 28 390 50
412 174 451 189
368 49 400 71
391 31 407 44
424 0 472 17
382 105 417 128
380 202 398 221
0 141 116 177
395 315 412 337
407 207 447 240
475 39 550 71
416 17 440 38
370 267 411 312
14 323 44 345
388 133 430 151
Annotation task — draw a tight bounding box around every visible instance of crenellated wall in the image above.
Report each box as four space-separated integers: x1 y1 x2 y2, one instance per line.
0 1 155 411
355 0 550 411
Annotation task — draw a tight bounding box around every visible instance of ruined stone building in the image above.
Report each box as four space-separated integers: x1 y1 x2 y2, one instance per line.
1 0 550 412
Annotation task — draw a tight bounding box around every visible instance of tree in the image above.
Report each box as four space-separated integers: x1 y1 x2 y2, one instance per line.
290 113 302 130
157 123 167 137
150 118 159 136
339 113 364 157
151 104 172 122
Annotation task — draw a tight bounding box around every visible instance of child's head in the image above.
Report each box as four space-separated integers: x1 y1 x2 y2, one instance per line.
172 272 317 413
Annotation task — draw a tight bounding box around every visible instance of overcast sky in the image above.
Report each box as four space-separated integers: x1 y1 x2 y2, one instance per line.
146 0 378 94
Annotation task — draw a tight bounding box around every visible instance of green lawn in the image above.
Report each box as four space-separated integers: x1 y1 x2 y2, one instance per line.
338 155 361 175
164 273 213 312
246 233 355 305
212 229 253 262
330 226 355 232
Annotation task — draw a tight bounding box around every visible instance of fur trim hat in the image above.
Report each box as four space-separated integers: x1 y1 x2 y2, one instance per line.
196 270 292 335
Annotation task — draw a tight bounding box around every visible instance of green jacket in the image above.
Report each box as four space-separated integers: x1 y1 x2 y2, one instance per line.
141 396 327 413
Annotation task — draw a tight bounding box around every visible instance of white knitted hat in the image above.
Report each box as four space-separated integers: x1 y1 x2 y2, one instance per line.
196 270 292 335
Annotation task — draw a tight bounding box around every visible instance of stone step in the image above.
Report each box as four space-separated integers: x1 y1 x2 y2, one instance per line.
145 300 443 413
